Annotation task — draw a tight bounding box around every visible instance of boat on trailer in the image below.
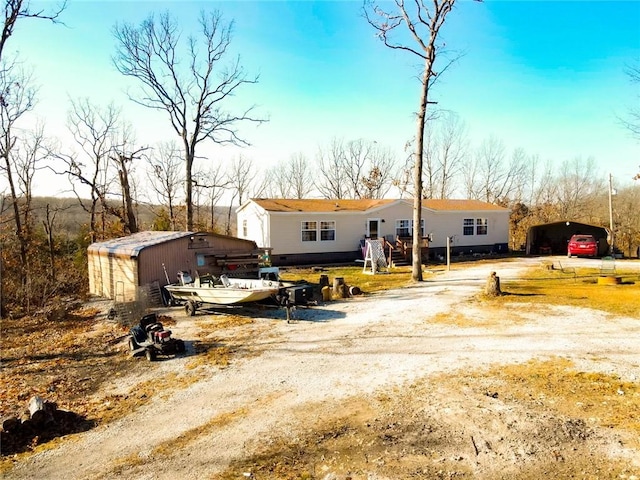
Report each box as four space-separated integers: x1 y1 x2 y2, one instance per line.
165 271 281 315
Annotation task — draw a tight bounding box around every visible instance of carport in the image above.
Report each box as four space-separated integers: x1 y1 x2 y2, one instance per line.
526 221 609 256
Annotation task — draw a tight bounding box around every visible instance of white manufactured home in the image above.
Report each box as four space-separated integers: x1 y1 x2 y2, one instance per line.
236 198 510 266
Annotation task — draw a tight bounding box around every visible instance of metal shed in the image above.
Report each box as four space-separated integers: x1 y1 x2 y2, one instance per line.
525 221 609 256
88 231 261 302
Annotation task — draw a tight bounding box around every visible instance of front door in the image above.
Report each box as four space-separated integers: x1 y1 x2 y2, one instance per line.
367 219 380 240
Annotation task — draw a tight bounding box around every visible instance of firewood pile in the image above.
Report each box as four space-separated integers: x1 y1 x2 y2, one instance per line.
1 395 94 456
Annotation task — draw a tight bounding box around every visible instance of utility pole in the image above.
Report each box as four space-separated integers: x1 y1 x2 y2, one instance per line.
608 173 614 256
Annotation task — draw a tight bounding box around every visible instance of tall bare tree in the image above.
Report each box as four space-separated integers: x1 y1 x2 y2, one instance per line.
113 10 265 231
59 99 144 240
0 0 65 316
1 0 66 63
420 111 467 199
0 60 35 289
434 111 467 198
110 127 146 235
622 62 640 140
365 0 476 281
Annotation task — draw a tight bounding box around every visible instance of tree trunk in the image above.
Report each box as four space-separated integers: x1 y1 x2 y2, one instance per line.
411 61 430 283
119 163 138 234
185 144 194 231
485 271 502 296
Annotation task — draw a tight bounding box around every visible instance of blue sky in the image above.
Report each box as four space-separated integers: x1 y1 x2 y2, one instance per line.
10 0 640 197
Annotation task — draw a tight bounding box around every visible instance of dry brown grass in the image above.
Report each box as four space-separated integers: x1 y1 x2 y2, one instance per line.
495 268 640 318
484 357 640 444
214 359 639 480
280 265 417 294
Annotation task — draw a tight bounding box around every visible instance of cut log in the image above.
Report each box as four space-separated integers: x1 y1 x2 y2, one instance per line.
485 271 502 296
29 396 46 426
319 275 330 289
28 395 56 426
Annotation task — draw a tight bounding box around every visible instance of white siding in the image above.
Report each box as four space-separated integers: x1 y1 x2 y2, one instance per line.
238 199 510 257
269 212 365 255
425 210 510 248
237 202 270 248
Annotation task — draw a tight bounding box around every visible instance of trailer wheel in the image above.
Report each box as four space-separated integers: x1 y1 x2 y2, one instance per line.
185 301 197 317
145 348 157 362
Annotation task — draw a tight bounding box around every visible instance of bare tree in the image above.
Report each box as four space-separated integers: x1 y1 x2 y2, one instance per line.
365 0 477 281
288 152 314 199
59 99 144 240
316 138 396 199
261 152 314 199
622 62 640 140
1 0 66 63
463 137 528 205
420 111 467 199
193 161 228 232
259 161 292 199
146 141 184 230
110 126 146 235
225 155 256 235
555 156 604 220
113 10 266 231
435 111 467 198
0 0 65 315
0 59 35 288
315 138 348 198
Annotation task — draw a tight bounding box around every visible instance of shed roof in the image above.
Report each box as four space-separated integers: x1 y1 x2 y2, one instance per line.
247 198 508 213
87 231 193 258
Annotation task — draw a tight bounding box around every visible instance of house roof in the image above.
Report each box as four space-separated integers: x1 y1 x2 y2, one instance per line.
422 199 509 212
249 198 508 213
250 198 396 212
87 231 194 258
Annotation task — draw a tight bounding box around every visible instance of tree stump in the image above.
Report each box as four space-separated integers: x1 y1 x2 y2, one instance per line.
319 275 330 289
333 277 346 299
485 271 502 296
321 286 332 301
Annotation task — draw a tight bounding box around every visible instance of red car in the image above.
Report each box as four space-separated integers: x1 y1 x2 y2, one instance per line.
567 234 598 258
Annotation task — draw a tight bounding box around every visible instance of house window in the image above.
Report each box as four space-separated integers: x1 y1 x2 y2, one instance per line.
463 218 474 236
396 219 425 238
320 221 336 241
242 219 247 237
396 220 411 237
301 221 317 242
476 218 488 235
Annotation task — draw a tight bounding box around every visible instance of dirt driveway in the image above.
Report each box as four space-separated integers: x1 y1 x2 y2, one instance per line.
4 257 640 479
